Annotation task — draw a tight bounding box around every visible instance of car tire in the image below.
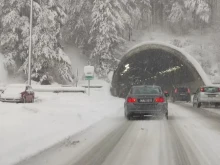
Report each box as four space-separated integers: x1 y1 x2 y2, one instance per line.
165 113 168 120
126 113 132 120
193 102 196 107
173 98 175 103
197 102 201 108
124 110 131 120
215 104 219 108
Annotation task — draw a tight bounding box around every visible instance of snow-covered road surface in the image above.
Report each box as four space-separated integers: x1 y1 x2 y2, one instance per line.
0 85 124 165
16 102 220 165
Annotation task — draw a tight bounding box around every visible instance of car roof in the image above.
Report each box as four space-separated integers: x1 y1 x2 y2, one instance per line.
202 86 220 88
132 85 161 88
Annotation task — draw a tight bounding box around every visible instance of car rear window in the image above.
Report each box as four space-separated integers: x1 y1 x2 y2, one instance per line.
204 87 219 93
131 86 161 95
177 87 188 92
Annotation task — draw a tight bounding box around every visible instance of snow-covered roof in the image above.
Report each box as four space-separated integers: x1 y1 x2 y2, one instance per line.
124 41 212 86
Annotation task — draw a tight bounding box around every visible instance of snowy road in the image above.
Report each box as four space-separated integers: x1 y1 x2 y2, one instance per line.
17 102 220 165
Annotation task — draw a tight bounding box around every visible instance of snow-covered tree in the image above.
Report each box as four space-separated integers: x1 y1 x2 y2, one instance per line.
0 0 29 74
89 0 125 78
135 0 151 29
0 0 73 83
184 0 211 23
62 0 93 49
169 2 184 23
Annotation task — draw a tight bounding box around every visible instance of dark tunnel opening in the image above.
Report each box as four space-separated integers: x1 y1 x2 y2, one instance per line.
111 46 205 98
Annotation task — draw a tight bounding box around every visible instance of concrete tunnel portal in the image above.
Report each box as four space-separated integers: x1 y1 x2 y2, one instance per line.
111 42 211 97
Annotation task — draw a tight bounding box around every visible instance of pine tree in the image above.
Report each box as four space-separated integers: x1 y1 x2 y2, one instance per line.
0 0 29 74
62 0 93 50
168 2 184 23
0 0 73 83
138 0 151 28
184 0 211 23
89 0 125 79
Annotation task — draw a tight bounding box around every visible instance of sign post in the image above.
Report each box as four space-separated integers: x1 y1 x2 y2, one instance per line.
88 79 90 96
84 66 94 96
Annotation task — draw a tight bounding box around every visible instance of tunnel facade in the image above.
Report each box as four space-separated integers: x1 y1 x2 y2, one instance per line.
111 42 211 97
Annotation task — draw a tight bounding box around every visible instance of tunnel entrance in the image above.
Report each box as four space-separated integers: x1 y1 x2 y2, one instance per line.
111 43 210 97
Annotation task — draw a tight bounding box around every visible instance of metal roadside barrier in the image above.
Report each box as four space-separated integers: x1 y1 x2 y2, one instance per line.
0 85 86 93
32 86 86 93
81 85 103 89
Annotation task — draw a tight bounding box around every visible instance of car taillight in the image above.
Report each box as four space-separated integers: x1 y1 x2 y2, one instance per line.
187 88 191 93
155 97 165 103
127 97 136 103
200 88 205 92
174 89 178 93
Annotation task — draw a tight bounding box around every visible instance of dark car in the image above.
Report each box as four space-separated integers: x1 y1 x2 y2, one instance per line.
124 85 169 120
172 87 191 102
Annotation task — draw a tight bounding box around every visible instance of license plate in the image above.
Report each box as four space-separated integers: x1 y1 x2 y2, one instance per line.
138 98 153 103
180 93 186 95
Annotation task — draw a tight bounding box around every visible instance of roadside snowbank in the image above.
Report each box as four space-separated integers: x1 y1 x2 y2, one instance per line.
0 83 124 165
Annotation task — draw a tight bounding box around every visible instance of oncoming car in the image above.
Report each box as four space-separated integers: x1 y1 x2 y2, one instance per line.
124 85 169 120
193 86 220 108
0 84 35 103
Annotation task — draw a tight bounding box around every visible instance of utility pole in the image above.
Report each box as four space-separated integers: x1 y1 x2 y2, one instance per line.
28 0 33 85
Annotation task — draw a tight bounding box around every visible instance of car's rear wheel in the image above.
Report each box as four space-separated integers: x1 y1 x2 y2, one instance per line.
197 102 201 108
126 114 132 120
126 113 132 120
215 103 219 108
166 113 168 120
193 102 196 107
124 110 132 120
172 98 175 103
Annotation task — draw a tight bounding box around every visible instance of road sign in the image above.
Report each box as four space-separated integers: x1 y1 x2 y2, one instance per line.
85 76 93 80
84 66 94 80
84 65 94 96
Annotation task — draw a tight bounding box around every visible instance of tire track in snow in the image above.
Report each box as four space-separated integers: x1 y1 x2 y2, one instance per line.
72 121 131 165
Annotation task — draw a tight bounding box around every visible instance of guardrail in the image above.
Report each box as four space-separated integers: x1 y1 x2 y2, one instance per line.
81 85 103 88
0 86 86 93
32 86 86 93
